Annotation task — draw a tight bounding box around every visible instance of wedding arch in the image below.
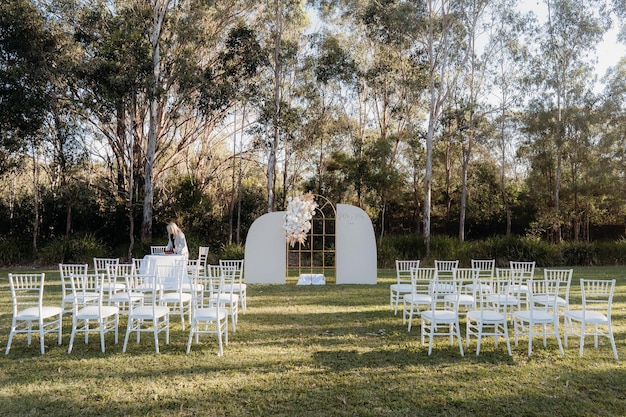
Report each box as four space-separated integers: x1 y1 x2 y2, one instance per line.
244 197 377 285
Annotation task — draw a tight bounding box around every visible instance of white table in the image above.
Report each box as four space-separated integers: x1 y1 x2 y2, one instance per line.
142 254 187 290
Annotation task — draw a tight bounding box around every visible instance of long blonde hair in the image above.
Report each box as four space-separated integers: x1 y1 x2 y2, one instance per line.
166 222 183 236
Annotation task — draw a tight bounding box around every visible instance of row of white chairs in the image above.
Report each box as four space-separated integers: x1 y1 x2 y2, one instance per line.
5 257 245 356
393 260 618 359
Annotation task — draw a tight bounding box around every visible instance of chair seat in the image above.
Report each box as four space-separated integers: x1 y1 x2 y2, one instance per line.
533 295 567 307
136 283 164 292
390 283 413 292
181 283 204 293
513 310 554 323
486 294 519 305
467 309 506 323
404 294 432 304
109 291 144 303
565 309 608 324
214 294 240 304
446 294 474 305
509 284 528 293
64 294 99 304
76 305 119 319
160 292 193 303
422 309 457 323
100 283 126 291
17 306 64 320
130 305 170 320
465 283 491 293
194 307 229 321
223 283 246 292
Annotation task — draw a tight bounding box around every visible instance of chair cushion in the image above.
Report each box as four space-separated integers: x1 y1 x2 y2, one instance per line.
565 309 608 324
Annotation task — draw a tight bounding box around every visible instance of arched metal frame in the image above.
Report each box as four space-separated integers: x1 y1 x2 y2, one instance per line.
286 195 336 283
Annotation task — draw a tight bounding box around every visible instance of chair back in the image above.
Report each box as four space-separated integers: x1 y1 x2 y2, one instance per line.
219 259 244 285
151 246 167 254
510 261 535 278
429 268 459 309
93 257 119 276
580 279 616 317
194 264 225 310
528 277 560 315
544 268 573 304
396 260 419 285
68 272 102 310
59 264 89 299
434 260 459 281
9 273 46 315
409 267 435 297
198 246 210 265
471 259 495 279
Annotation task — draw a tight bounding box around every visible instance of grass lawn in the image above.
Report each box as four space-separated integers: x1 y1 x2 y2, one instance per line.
1 266 625 416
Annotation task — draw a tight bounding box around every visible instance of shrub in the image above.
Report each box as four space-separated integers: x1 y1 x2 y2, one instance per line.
219 243 245 261
0 236 25 266
39 233 109 264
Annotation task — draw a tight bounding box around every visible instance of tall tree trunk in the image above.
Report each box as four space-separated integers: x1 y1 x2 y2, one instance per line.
268 0 282 213
31 142 40 252
142 0 170 242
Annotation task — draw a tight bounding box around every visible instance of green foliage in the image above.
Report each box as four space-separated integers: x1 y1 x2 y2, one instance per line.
0 236 24 266
560 241 599 266
39 233 109 264
218 243 245 260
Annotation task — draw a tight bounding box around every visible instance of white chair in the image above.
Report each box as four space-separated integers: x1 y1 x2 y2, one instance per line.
68 273 120 353
219 259 246 314
509 261 535 306
471 259 495 278
151 246 167 254
450 267 477 316
94 257 123 300
466 259 495 295
187 246 210 276
59 263 92 314
187 265 229 355
391 260 419 315
158 263 192 330
402 267 434 332
434 260 459 278
214 264 240 332
6 273 63 355
93 257 119 276
564 279 618 359
535 268 573 317
513 277 564 356
466 273 512 356
108 263 145 314
123 269 170 353
421 271 464 356
486 268 521 323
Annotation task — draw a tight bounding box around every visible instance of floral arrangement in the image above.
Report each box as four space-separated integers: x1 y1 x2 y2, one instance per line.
284 192 318 247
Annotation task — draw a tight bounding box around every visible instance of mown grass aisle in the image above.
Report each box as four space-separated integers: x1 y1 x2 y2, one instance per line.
1 267 625 416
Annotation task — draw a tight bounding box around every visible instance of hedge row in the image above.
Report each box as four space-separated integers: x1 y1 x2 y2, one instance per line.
377 234 626 268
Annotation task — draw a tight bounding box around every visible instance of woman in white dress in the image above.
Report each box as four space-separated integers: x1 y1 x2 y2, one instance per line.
165 222 189 258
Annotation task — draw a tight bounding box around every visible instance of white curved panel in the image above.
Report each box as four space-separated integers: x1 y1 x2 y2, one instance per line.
244 212 286 284
336 204 377 284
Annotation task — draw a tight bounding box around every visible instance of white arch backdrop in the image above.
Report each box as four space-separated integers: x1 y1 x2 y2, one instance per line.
244 204 377 284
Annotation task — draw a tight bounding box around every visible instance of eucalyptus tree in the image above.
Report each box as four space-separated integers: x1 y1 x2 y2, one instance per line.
418 0 472 255
72 0 261 250
0 0 61 250
447 0 493 242
526 0 610 242
253 0 308 212
484 0 535 235
593 60 626 234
